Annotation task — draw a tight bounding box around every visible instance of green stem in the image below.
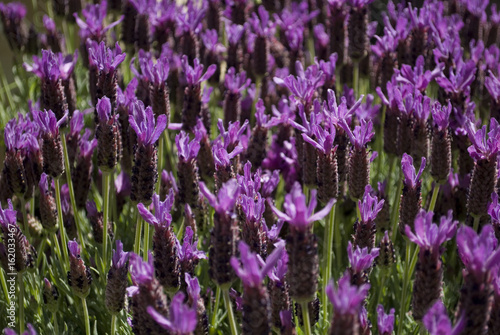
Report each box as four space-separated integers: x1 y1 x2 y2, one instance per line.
428 184 440 212
391 176 403 243
111 314 117 335
473 216 480 232
163 132 175 175
322 204 336 329
377 269 388 306
397 243 419 335
334 206 342 271
20 198 31 241
0 268 10 305
0 63 15 111
143 221 150 261
18 273 24 334
51 232 63 264
134 212 143 256
53 312 59 335
54 178 69 268
356 201 361 221
210 286 221 335
156 135 164 195
81 297 91 335
36 238 47 267
102 172 110 268
300 301 312 335
222 288 238 335
61 134 87 256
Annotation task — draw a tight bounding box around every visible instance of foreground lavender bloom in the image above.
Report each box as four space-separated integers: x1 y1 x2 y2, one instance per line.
33 110 66 179
456 225 500 334
129 102 167 204
105 240 129 314
271 182 335 302
341 118 374 200
423 301 465 335
405 210 457 320
138 191 180 292
3 119 28 197
177 226 206 278
239 193 267 257
0 200 35 272
326 273 370 335
466 119 500 218
148 292 198 335
347 241 379 287
430 101 452 183
139 54 170 122
67 240 92 298
128 253 169 335
353 185 384 249
96 97 121 173
181 57 216 130
399 153 426 235
377 305 395 335
200 179 240 287
185 273 209 335
231 241 284 334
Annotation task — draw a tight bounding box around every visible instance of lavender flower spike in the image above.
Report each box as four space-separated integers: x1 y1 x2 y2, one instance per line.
137 191 175 229
129 103 167 147
147 292 197 335
422 301 465 335
105 240 130 314
377 305 395 335
270 182 335 232
399 153 425 235
199 179 240 215
353 185 384 249
347 241 379 286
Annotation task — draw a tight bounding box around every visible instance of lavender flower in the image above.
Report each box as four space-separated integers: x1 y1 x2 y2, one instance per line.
39 173 57 232
327 273 370 335
139 54 170 121
249 6 275 76
72 130 97 209
176 131 201 212
178 226 206 277
430 101 452 183
405 210 458 320
42 278 59 313
67 240 92 298
148 292 197 335
223 67 251 126
176 1 205 64
353 185 384 249
95 97 121 173
422 301 465 335
0 2 28 51
377 305 395 335
74 1 123 43
488 193 500 240
347 241 379 286
225 23 245 71
400 153 426 235
106 240 130 314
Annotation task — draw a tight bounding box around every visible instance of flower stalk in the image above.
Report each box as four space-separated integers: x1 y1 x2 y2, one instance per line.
54 178 69 268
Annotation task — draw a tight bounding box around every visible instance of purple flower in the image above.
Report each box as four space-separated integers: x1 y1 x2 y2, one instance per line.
33 110 67 137
377 305 395 335
435 59 476 94
457 224 500 282
488 193 500 224
201 29 226 54
200 179 240 214
431 101 452 131
302 117 337 155
0 2 26 21
405 210 457 256
355 94 381 122
347 242 379 273
347 0 375 7
422 301 465 335
231 241 285 287
239 193 266 225
412 94 431 122
177 226 206 263
175 131 200 162
465 119 500 161
96 97 114 123
224 67 251 94
212 140 243 169
249 6 276 37
217 119 249 149
24 50 61 82
68 239 81 258
237 162 261 197
137 191 175 228
313 24 329 48
185 272 200 302
139 54 170 86
273 62 325 106
112 240 129 269
3 324 37 335
397 55 443 92
261 170 280 198
341 119 374 149
181 56 216 86
175 1 205 34
268 248 288 283
88 41 126 73
372 25 398 57
358 185 385 224
270 182 335 232
317 54 338 82
147 292 197 334
225 23 245 46
79 130 98 159
0 199 17 231
130 0 156 14
129 252 155 286
486 71 500 101
326 273 370 315
129 101 167 146
74 1 123 41
401 153 426 188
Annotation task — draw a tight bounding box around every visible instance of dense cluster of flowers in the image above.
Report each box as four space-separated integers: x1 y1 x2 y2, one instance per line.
1 0 500 334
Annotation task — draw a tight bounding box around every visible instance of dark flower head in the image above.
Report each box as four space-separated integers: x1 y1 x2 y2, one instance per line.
347 242 379 273
139 54 170 86
326 272 370 315
465 119 500 161
270 182 335 232
341 118 374 149
175 131 200 162
405 210 457 255
224 67 251 94
74 1 123 41
377 304 395 335
33 110 67 137
181 56 216 86
431 101 452 131
249 5 276 37
129 101 167 146
137 191 175 229
200 179 240 214
129 252 155 286
457 224 500 282
231 240 285 288
88 41 126 73
401 153 426 188
358 185 384 224
422 301 465 335
147 292 197 334
112 240 129 269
